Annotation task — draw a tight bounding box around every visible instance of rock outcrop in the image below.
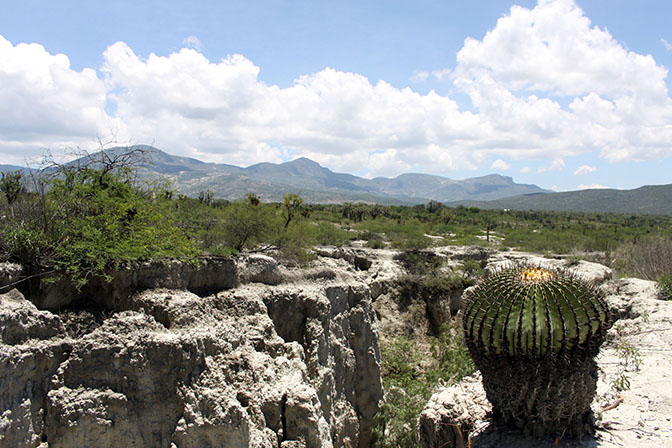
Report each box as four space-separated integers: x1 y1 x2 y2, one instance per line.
0 256 382 448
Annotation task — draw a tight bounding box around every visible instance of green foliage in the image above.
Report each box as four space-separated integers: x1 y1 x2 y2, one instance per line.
611 340 642 392
275 219 316 266
0 171 25 205
373 321 475 448
657 274 672 300
0 156 198 289
47 166 197 288
1 225 51 267
313 222 350 246
460 259 483 278
282 193 305 228
220 200 275 252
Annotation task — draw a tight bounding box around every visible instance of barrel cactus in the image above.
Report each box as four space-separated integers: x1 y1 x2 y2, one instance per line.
461 264 611 437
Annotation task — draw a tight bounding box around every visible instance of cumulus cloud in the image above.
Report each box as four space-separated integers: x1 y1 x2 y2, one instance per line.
0 35 122 164
453 0 672 163
490 159 511 171
1 0 672 176
574 164 596 175
520 167 531 173
99 42 485 172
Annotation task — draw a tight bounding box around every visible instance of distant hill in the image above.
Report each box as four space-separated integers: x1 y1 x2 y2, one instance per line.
0 164 27 174
80 146 548 204
455 184 672 215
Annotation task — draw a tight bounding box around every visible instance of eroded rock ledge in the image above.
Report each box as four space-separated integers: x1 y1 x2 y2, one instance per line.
0 255 382 448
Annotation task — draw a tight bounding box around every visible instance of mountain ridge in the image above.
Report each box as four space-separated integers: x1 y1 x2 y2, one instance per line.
454 184 672 215
7 146 670 214
119 146 549 204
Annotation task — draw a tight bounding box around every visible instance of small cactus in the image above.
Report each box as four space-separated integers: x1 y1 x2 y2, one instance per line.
461 264 611 436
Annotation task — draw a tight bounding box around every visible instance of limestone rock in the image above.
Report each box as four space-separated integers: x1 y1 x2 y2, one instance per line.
1 256 381 448
1 289 65 345
417 372 490 448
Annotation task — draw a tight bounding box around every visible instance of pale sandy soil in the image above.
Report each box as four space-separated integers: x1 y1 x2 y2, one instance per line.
590 278 672 447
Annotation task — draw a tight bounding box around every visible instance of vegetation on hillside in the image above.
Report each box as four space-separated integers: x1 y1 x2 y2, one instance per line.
2 149 672 291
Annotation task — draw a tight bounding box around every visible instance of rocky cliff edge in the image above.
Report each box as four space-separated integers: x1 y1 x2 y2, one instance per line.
0 255 383 448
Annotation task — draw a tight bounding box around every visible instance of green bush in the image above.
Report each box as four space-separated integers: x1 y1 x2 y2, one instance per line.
657 275 672 300
48 167 197 288
314 221 350 246
219 201 276 252
275 220 316 266
0 162 197 289
373 320 475 448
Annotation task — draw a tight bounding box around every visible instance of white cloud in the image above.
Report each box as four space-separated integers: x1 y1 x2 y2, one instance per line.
662 38 672 52
520 167 531 173
537 159 565 173
490 159 511 171
0 35 121 164
452 0 672 163
182 36 202 51
579 183 610 190
1 0 672 176
455 0 669 98
100 42 486 173
574 164 596 175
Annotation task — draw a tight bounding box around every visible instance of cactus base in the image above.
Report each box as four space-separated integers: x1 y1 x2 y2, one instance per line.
478 356 597 437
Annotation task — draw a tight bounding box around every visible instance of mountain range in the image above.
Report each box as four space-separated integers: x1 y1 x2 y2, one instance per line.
119 146 549 204
2 145 671 215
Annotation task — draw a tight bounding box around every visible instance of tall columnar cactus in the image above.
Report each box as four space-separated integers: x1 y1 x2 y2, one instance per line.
461 264 611 437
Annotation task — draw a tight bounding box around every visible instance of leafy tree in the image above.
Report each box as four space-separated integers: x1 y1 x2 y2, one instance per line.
47 165 197 288
222 200 274 251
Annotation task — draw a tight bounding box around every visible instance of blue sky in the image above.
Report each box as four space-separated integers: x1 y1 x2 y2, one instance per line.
1 0 671 192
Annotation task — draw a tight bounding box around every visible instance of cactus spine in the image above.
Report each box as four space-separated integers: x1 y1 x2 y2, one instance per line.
461 264 611 436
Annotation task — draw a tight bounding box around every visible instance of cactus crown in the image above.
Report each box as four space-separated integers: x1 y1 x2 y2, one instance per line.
462 264 610 359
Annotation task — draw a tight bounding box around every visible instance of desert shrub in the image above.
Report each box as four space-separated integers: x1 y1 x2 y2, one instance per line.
219 201 276 252
361 230 385 248
314 221 349 246
373 320 475 448
0 171 25 205
614 236 672 280
657 275 672 300
47 167 197 288
275 219 316 266
0 163 197 289
394 250 442 276
460 259 484 278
